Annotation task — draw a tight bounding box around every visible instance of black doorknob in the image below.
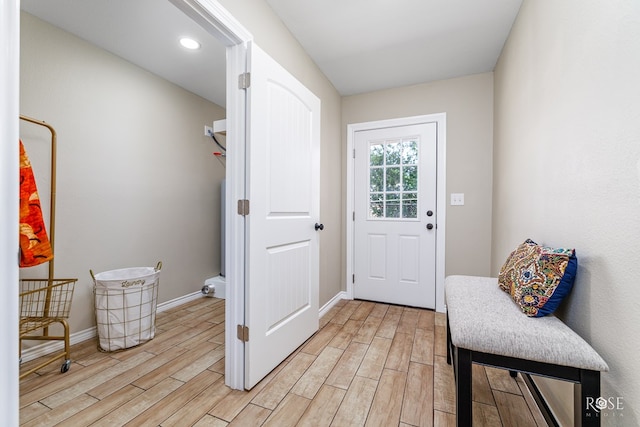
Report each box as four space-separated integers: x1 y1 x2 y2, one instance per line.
426 223 434 230
315 223 324 231
426 210 433 217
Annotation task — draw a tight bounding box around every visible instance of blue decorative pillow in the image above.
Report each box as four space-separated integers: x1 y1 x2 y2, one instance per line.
498 239 578 317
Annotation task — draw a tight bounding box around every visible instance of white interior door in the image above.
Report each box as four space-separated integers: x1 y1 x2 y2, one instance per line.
244 43 321 389
354 122 437 308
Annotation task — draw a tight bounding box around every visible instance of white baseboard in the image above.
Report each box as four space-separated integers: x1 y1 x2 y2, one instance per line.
319 291 348 318
20 327 98 364
156 291 203 312
20 291 204 363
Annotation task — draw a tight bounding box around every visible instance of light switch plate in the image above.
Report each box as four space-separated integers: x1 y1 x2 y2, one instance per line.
451 193 465 206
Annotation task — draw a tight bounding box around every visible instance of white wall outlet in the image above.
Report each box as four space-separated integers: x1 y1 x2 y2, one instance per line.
204 125 213 137
451 193 465 206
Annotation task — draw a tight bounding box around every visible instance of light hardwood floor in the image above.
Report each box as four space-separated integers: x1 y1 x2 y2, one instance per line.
20 297 548 426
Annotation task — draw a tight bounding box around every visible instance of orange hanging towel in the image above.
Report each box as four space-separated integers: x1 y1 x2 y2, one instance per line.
19 140 53 267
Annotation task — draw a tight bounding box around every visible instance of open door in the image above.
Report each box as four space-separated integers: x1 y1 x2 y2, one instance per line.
244 43 321 389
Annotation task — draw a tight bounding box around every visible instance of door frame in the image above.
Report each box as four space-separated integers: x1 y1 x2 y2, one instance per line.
346 114 447 312
169 0 251 391
1 0 21 423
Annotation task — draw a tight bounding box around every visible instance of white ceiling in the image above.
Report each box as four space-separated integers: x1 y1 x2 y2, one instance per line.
21 0 523 106
266 0 523 96
21 0 227 106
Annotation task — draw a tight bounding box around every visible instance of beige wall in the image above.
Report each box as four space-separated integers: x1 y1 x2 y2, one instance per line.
493 0 640 425
218 0 343 306
342 73 495 278
20 12 226 334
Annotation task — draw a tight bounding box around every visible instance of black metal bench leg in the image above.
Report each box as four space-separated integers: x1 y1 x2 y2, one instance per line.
446 313 452 365
580 369 601 427
455 347 472 427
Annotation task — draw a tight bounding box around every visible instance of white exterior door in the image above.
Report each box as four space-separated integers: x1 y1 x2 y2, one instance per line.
244 43 321 389
354 122 437 308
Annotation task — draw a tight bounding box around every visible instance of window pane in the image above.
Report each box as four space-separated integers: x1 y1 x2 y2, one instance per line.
370 143 384 166
402 193 418 218
402 140 418 164
386 167 401 191
370 193 383 217
370 201 384 218
370 168 383 192
385 142 401 165
402 166 418 191
386 193 400 218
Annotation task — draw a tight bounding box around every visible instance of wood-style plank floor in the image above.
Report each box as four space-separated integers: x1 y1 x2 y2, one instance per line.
20 297 548 426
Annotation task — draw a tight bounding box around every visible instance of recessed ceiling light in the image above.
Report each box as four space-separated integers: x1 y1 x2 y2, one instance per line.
179 37 201 50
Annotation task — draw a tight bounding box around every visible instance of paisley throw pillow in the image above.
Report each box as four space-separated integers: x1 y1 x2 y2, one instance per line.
498 239 577 317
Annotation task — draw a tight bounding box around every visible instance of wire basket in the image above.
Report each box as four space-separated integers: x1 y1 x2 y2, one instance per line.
20 279 76 335
91 263 161 352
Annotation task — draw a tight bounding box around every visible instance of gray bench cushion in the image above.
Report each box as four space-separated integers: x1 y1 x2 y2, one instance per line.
445 275 608 372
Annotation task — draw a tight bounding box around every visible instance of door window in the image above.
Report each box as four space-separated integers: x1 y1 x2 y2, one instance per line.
368 138 419 219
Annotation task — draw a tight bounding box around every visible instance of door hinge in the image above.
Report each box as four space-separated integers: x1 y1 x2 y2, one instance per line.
238 72 251 89
352 274 355 284
353 211 355 221
353 148 356 158
237 199 250 216
237 325 249 342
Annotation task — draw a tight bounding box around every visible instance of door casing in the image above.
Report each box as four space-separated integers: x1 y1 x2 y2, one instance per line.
346 114 447 312
1 0 21 423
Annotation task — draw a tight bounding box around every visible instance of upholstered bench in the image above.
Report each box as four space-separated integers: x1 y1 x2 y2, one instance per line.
445 275 608 427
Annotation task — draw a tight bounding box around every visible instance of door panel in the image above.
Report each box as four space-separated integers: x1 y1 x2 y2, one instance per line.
399 235 420 282
368 234 387 279
245 43 321 389
354 123 437 308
